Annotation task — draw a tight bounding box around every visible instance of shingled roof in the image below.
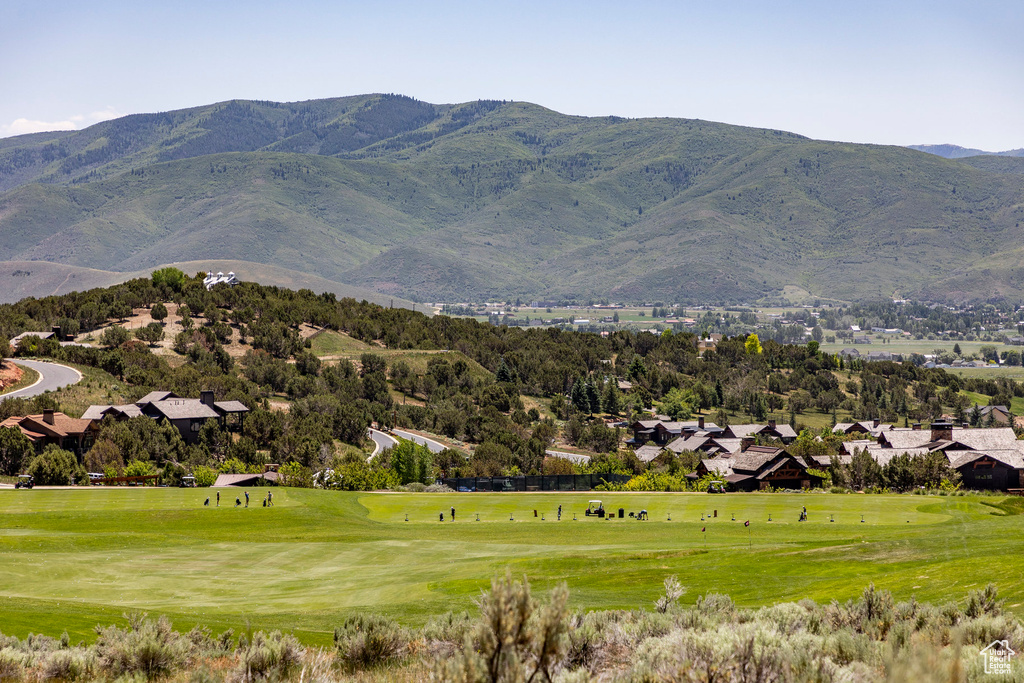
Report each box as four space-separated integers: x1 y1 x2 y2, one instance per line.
137 391 180 404
634 445 664 463
144 399 219 420
81 404 143 421
946 449 1024 470
729 446 787 473
949 427 1019 451
0 412 93 442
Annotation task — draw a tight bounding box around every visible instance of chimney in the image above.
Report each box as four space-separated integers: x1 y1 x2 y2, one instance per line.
43 409 55 425
698 416 705 430
912 423 922 431
767 419 777 430
872 419 880 428
200 390 215 407
931 421 953 442
740 436 755 452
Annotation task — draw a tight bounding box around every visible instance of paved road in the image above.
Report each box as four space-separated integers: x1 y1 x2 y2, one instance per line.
392 428 447 453
1 359 82 401
368 428 398 460
545 449 592 464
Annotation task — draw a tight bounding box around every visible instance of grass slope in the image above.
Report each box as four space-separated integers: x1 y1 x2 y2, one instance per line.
2 96 1024 302
0 488 1022 646
310 330 488 378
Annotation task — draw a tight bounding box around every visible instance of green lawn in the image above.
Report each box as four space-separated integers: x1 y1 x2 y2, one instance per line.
1 488 1021 647
310 330 492 380
309 330 372 356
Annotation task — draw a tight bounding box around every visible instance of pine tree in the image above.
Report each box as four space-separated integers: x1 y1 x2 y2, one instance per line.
586 382 601 415
496 358 514 384
603 380 621 416
570 378 589 414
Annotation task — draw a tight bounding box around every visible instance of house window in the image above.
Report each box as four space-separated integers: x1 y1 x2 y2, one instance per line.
191 421 201 432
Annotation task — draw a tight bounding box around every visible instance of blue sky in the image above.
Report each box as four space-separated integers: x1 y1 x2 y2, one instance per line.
1 0 1021 149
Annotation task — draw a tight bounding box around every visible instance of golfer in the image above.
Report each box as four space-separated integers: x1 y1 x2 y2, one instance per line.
558 504 562 521
267 491 273 507
245 491 249 507
216 491 220 507
451 506 455 521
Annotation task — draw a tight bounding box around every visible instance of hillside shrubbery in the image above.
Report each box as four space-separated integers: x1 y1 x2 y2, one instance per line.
0 274 1019 490
0 579 1018 681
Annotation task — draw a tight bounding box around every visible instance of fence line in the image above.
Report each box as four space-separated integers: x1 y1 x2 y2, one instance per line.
441 473 631 492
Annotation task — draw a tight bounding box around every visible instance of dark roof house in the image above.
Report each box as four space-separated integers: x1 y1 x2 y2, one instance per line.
690 446 823 491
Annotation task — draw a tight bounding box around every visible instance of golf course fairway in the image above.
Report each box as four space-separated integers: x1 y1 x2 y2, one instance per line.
1 487 1022 645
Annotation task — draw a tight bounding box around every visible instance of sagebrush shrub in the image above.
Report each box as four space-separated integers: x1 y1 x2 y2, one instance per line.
94 614 190 679
232 630 302 682
334 613 407 670
39 649 92 681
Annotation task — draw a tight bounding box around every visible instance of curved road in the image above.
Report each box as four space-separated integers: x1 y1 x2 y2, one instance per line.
392 428 447 453
1 359 82 401
368 428 398 460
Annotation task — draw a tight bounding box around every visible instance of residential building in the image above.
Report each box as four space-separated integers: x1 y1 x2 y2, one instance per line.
0 410 96 458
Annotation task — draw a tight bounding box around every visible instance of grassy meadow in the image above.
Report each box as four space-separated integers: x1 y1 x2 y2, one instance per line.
310 330 491 380
1 487 1023 646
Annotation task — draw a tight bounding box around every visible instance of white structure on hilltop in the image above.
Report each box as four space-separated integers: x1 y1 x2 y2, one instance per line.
203 271 240 290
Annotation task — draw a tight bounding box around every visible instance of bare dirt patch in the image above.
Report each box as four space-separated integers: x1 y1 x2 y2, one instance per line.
0 361 24 392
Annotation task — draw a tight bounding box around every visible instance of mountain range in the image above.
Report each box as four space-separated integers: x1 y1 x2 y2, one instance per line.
2 94 1024 304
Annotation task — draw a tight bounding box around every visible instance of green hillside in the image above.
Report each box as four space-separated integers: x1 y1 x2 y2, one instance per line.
957 155 1024 175
0 259 422 309
2 94 1023 303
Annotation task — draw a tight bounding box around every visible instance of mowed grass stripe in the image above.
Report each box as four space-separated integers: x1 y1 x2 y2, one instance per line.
0 488 1021 645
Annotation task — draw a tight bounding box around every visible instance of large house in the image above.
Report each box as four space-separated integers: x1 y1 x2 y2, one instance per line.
835 422 1024 491
83 390 249 444
962 405 1011 426
722 421 798 444
628 416 722 446
0 410 97 457
203 271 240 290
629 418 796 460
690 445 824 491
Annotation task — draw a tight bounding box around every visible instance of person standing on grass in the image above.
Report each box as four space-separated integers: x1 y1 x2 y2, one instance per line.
558 504 562 521
245 491 249 507
268 491 273 507
216 491 220 507
451 506 455 521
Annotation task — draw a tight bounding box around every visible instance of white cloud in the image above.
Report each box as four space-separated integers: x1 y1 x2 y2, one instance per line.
0 107 122 138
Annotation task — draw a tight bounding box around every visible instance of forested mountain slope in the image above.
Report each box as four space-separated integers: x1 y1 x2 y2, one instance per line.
2 94 1023 303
